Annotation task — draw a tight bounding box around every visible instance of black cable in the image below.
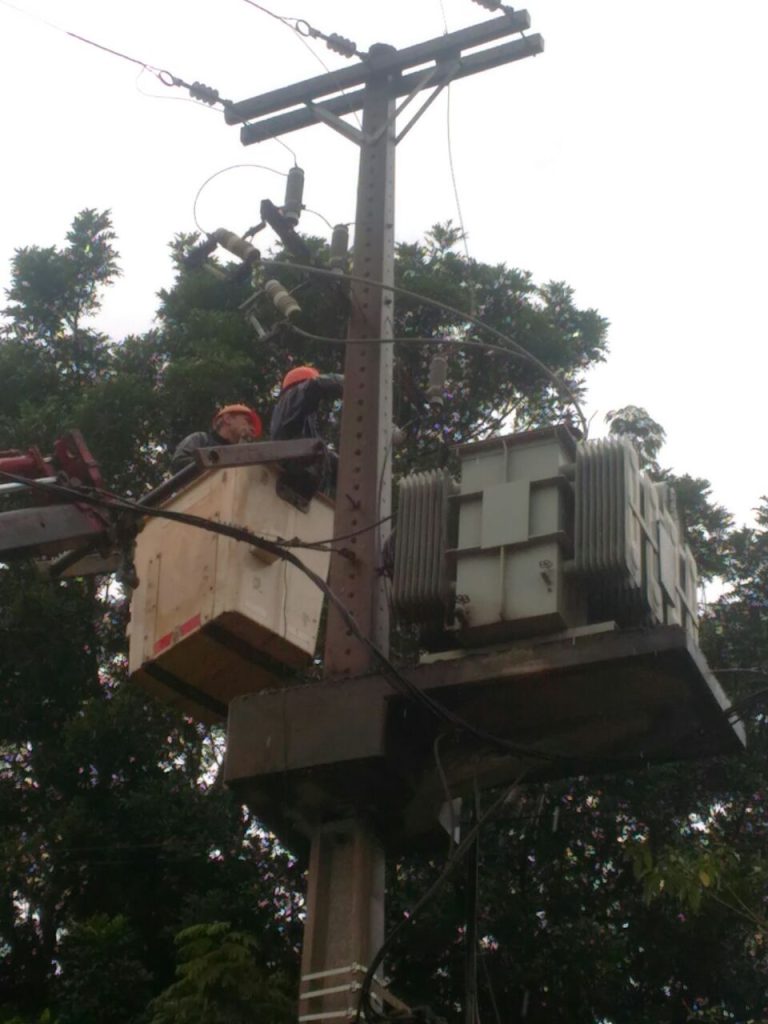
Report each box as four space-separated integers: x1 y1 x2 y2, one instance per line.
464 790 480 1024
479 952 503 1024
355 777 527 1024
0 469 664 772
259 261 589 435
280 514 393 549
289 322 581 444
434 733 458 857
725 685 768 720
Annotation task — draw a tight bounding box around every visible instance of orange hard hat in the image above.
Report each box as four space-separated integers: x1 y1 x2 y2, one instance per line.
282 365 319 391
212 404 263 438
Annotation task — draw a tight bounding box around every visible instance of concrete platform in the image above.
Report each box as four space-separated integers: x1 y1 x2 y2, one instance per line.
225 625 745 853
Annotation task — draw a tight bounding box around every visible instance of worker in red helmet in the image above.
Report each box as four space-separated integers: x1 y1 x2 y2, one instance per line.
270 365 344 443
170 404 263 475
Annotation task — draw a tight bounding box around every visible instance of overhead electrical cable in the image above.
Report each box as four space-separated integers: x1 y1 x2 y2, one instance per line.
238 0 364 126
258 259 589 434
192 163 290 235
286 319 587 435
355 776 528 1024
0 0 235 108
0 468 662 772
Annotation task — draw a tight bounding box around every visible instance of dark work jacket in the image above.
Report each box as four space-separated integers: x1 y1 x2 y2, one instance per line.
169 428 228 475
270 374 344 442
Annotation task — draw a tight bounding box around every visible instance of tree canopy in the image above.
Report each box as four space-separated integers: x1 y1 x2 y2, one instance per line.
0 210 766 1024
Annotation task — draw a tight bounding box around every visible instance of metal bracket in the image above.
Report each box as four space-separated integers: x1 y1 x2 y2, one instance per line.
298 963 410 1023
194 438 327 469
396 58 459 144
306 101 364 145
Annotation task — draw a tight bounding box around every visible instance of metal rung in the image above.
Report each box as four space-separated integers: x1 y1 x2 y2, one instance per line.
302 982 361 1000
301 963 367 983
298 1011 354 1022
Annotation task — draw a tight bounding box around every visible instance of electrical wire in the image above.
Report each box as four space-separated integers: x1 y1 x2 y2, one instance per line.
240 0 362 58
191 163 289 235
238 0 364 127
434 733 458 856
239 0 296 27
445 84 472 265
260 260 589 435
133 66 217 110
0 468 667 773
302 207 335 230
725 685 768 721
0 0 231 107
438 0 449 33
0 469 587 766
281 514 393 550
287 322 585 433
355 776 527 1024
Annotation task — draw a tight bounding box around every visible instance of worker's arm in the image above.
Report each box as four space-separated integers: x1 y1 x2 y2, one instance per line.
303 373 344 408
169 431 211 475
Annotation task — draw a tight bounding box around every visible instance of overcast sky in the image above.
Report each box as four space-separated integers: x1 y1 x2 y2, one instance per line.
1 0 765 527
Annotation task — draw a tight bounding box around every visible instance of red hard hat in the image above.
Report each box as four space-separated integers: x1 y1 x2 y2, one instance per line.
282 365 319 391
213 404 263 438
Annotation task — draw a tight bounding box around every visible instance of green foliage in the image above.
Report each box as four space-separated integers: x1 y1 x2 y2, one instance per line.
607 405 733 579
148 923 293 1024
55 914 151 1024
0 212 303 1022
606 404 666 473
3 208 768 1024
392 228 608 463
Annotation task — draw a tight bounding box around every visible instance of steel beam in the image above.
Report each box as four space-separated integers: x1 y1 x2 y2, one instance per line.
0 504 107 560
193 438 326 468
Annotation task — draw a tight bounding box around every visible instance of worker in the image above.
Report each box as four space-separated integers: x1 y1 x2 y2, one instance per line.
170 404 263 475
270 366 343 498
270 365 344 443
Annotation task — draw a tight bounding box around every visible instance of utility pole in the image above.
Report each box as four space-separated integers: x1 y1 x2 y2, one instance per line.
225 13 543 1017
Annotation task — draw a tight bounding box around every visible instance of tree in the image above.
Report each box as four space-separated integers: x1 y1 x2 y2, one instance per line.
607 405 733 579
148 923 293 1024
3 210 766 1024
0 213 303 1021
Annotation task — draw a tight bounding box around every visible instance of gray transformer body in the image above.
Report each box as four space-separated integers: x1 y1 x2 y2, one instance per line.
392 426 698 649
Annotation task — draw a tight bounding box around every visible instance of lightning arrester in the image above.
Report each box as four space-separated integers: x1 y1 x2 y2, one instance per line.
330 224 350 271
283 166 305 225
427 354 448 409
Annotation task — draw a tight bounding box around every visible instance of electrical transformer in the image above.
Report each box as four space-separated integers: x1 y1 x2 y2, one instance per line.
392 425 698 649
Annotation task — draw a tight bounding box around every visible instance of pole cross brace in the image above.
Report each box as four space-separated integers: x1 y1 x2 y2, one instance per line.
227 13 543 145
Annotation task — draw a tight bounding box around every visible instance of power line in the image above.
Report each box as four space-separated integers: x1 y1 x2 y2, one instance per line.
0 468 661 772
238 0 364 128
355 777 528 1024
284 313 587 435
0 0 234 108
239 0 363 59
259 259 589 434
191 162 290 235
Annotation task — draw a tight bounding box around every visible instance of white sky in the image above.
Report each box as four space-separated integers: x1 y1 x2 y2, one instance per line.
1 0 765 527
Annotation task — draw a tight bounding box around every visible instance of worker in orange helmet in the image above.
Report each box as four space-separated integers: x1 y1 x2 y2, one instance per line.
270 365 344 495
270 365 344 443
170 404 263 475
